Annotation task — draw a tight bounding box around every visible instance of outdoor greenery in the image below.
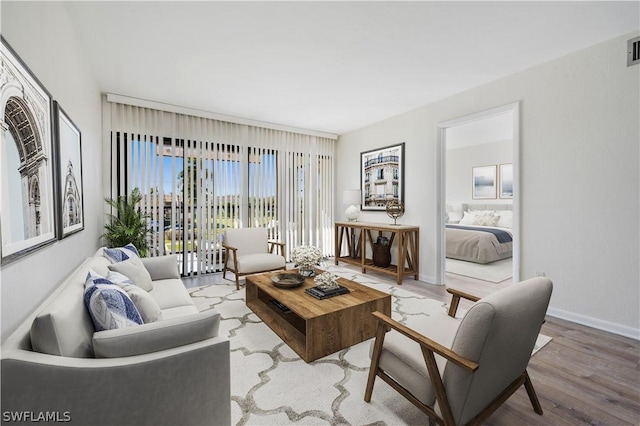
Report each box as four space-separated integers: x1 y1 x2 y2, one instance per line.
103 188 151 257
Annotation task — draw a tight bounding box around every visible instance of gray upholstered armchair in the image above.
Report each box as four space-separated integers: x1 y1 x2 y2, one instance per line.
222 227 286 289
365 277 553 425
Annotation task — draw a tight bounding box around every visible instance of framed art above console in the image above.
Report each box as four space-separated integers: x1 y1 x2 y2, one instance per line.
360 142 405 211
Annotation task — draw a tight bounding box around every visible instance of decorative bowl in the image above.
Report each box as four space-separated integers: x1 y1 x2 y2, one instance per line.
271 273 305 288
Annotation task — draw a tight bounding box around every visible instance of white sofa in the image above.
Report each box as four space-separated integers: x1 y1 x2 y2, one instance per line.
1 249 231 426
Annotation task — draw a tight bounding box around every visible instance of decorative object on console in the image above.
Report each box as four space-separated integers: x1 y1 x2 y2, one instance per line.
385 199 405 225
372 235 392 268
291 245 323 277
360 142 405 211
343 189 361 221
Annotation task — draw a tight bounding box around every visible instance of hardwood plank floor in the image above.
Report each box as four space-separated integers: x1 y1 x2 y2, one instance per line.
183 264 640 425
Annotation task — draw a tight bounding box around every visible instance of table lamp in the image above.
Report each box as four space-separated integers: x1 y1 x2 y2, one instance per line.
343 190 361 221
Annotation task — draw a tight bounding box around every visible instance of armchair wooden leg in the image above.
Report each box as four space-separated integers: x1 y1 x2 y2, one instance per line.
524 370 543 415
235 274 240 291
365 321 388 402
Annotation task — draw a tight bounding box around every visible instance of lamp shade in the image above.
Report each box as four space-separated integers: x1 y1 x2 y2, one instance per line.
343 190 361 205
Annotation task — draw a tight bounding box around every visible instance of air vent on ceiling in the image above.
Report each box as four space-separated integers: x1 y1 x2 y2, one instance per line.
628 37 640 67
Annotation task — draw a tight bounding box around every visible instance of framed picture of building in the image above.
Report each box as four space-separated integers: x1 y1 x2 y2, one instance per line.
54 102 84 238
499 163 513 199
0 37 57 263
360 142 405 211
472 165 497 199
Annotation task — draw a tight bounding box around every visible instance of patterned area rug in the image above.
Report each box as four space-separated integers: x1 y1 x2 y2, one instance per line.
188 265 550 425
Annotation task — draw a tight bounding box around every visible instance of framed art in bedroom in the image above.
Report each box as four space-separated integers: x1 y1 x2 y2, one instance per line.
0 37 57 263
360 142 405 211
472 165 497 199
54 101 84 238
499 163 513 199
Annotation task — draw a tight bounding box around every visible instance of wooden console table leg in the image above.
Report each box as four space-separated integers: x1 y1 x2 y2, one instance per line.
335 225 343 265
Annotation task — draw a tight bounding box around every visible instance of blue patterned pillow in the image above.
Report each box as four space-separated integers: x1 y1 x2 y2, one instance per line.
103 243 140 264
84 269 143 331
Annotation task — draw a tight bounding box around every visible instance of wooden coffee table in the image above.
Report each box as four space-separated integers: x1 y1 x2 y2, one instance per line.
246 270 391 362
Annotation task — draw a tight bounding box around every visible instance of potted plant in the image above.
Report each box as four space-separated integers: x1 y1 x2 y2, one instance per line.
102 188 151 257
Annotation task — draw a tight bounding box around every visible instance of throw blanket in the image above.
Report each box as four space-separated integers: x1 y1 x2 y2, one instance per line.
446 224 513 243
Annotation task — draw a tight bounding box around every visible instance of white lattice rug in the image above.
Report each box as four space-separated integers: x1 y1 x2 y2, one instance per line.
189 265 550 425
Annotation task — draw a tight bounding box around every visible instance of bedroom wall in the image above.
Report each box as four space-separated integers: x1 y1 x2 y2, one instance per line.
336 32 640 337
446 139 512 213
1 2 103 340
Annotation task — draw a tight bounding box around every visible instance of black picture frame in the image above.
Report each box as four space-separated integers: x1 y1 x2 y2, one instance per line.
0 37 58 264
54 101 84 238
360 142 405 211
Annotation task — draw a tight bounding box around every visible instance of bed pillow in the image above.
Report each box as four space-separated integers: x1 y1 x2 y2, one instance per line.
495 210 513 228
459 211 477 225
107 258 153 291
84 269 143 331
103 243 141 264
473 212 500 227
107 271 162 323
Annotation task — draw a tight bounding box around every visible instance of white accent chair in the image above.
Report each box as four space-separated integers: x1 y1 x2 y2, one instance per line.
365 277 553 425
222 227 286 289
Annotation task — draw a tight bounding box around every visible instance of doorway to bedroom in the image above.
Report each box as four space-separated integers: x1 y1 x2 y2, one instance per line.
437 103 519 285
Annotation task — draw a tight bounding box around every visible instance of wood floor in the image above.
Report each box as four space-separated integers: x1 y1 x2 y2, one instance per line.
183 265 640 426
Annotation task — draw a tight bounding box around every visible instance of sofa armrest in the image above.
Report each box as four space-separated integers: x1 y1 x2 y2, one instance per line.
140 255 180 280
92 310 220 358
1 336 230 425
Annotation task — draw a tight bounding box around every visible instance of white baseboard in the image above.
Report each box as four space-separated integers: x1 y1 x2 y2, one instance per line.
547 307 640 341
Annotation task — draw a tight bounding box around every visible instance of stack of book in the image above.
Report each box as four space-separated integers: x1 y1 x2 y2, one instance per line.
305 285 350 300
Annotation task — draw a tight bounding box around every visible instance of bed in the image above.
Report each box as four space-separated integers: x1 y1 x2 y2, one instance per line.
445 203 513 264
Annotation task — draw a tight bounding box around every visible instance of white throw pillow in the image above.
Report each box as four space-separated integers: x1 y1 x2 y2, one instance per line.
107 271 162 323
108 258 153 291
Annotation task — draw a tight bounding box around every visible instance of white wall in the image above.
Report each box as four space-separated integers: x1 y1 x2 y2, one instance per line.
336 32 640 337
446 140 512 211
1 2 103 340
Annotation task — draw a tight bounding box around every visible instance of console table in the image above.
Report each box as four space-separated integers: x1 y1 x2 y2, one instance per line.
334 221 419 285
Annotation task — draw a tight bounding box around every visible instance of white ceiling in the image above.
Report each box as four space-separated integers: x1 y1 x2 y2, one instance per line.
64 1 639 135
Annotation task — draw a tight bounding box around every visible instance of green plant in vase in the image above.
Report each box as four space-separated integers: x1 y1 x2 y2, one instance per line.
102 188 151 257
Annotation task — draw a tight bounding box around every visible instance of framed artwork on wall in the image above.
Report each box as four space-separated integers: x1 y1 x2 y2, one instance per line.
360 142 405 211
472 165 497 199
54 101 84 238
0 37 57 263
499 163 513 199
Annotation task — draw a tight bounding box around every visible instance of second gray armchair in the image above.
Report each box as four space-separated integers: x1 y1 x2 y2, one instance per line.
365 277 553 425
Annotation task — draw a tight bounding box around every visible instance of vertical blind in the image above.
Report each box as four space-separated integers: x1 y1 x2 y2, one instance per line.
107 101 335 276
